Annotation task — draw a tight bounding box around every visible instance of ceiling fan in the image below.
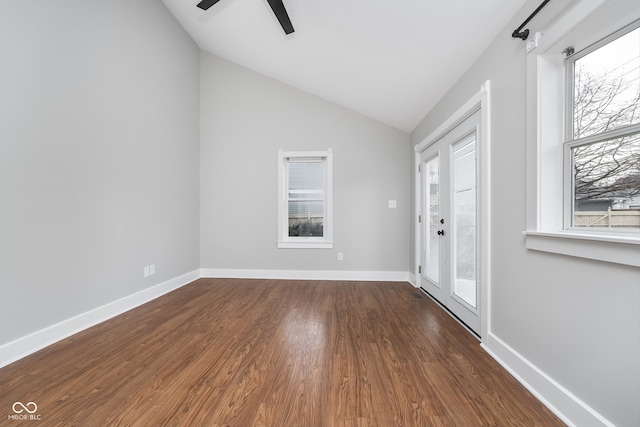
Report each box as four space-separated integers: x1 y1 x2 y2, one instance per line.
196 0 294 35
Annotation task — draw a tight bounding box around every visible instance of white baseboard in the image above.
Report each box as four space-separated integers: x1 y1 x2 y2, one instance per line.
200 268 410 282
0 269 200 369
408 272 416 286
482 332 614 427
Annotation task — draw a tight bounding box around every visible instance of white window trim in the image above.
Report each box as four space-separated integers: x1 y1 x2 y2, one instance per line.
277 149 333 249
524 0 640 267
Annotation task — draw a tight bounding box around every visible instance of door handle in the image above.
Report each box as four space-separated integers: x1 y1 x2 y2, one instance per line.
437 230 445 236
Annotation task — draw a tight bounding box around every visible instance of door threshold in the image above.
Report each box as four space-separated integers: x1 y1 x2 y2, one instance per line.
419 287 481 341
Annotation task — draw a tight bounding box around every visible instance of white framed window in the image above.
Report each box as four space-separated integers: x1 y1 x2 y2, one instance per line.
525 0 640 267
564 22 640 231
277 149 333 249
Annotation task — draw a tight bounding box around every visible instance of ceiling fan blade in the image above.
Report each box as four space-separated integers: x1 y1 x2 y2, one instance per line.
265 0 295 34
196 0 221 11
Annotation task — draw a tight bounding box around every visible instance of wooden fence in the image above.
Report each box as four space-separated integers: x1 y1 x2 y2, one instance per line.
574 209 640 228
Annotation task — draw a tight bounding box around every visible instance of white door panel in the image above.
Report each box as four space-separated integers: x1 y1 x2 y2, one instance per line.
419 111 481 336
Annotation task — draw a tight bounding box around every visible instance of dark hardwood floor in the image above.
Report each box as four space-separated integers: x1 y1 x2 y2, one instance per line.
0 279 564 426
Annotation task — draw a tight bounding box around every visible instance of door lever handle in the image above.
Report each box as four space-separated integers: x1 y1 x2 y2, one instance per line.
437 230 445 236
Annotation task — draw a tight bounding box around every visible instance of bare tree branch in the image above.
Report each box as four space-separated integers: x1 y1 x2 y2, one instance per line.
573 60 640 204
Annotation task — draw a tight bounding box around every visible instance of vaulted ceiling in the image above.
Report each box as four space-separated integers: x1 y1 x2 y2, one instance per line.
162 0 528 132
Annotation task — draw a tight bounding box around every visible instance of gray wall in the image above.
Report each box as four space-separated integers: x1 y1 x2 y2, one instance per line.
200 53 410 273
0 1 201 345
410 0 640 424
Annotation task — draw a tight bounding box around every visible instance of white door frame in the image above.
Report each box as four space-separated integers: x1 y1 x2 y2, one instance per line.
414 81 491 341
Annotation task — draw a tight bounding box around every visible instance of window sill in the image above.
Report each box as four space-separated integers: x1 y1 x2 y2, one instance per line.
523 230 640 267
277 241 334 249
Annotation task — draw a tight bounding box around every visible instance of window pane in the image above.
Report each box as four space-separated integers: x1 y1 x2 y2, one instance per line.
573 132 640 229
288 201 324 237
573 28 640 138
288 161 324 191
287 159 325 237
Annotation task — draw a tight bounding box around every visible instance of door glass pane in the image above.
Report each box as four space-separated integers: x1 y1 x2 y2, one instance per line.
424 156 440 284
453 137 476 308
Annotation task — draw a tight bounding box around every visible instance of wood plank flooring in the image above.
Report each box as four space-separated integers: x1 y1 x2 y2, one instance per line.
0 279 564 426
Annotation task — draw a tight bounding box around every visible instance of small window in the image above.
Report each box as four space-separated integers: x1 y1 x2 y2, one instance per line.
565 23 640 231
277 149 333 248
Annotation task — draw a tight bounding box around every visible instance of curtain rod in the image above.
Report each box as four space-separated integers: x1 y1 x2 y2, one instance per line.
512 0 551 40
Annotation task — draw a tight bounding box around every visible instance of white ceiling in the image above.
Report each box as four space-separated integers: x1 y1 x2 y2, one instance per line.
161 0 528 132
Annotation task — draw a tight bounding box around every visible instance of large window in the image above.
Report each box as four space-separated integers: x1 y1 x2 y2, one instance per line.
277 149 333 249
525 0 640 267
565 23 640 230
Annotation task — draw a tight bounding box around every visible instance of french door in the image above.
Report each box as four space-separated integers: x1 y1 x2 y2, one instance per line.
420 111 481 336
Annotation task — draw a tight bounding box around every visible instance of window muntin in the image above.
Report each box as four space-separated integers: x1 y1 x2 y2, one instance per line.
277 149 333 248
565 23 640 231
